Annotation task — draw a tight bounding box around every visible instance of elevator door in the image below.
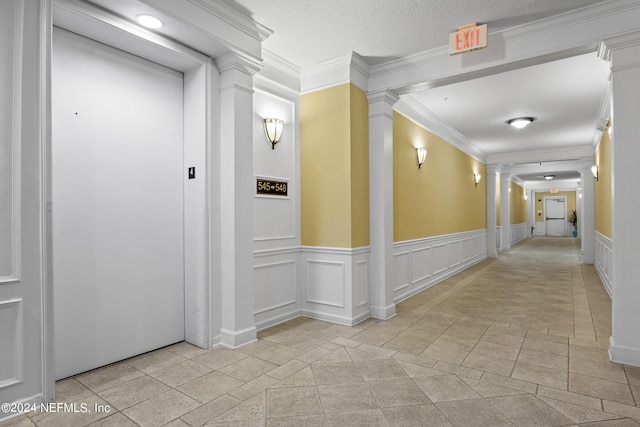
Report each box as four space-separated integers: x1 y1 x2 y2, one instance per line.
53 28 185 379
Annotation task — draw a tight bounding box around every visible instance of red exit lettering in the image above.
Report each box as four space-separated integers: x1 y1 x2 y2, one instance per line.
449 24 488 55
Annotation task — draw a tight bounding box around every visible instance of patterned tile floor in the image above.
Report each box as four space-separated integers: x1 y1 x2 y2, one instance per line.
3 237 640 426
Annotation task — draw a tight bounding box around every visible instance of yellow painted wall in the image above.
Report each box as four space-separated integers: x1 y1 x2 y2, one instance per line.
393 111 486 241
300 83 369 248
510 182 527 224
595 130 612 238
349 85 370 247
534 191 576 223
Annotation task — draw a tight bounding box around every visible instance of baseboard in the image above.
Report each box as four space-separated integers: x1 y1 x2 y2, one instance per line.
255 308 302 332
368 304 396 321
219 326 257 349
609 336 640 367
300 308 371 326
0 393 42 422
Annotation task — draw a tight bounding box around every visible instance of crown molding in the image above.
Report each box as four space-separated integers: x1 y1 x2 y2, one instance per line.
487 146 594 166
188 0 273 42
368 0 640 94
258 49 301 93
395 96 487 163
300 52 370 94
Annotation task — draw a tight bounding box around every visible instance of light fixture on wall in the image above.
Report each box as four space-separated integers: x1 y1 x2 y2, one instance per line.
136 14 164 29
416 147 427 169
524 194 528 201
507 117 534 129
544 175 555 181
264 118 284 150
473 173 481 187
591 165 599 181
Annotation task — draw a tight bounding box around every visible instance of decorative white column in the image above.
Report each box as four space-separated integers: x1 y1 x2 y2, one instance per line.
486 165 500 258
579 158 595 264
599 31 640 366
368 89 399 320
216 52 260 347
501 173 512 251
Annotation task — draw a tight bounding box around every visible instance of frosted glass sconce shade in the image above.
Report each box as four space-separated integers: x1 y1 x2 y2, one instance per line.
264 118 284 150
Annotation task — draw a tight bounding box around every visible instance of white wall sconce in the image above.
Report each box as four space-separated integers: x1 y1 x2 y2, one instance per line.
264 118 284 150
524 194 528 201
473 173 481 187
416 147 427 169
591 165 599 181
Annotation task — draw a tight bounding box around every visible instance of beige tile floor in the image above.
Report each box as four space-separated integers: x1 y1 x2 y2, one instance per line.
3 237 640 426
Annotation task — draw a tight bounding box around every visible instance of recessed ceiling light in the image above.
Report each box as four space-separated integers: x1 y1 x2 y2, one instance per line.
544 175 555 181
136 14 163 29
507 117 534 129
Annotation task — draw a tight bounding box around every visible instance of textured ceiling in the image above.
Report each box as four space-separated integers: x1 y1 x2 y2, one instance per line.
229 0 609 68
229 0 611 185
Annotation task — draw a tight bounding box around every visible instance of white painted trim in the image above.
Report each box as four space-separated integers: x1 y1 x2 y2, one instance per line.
255 307 301 331
510 223 528 246
368 0 640 93
0 0 24 285
609 336 640 368
300 245 371 256
393 229 487 303
219 326 257 349
394 96 486 163
305 259 346 308
0 298 23 390
594 231 613 298
300 52 370 94
301 308 371 327
0 393 41 422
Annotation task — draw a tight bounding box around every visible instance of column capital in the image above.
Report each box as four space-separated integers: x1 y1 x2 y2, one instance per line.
486 164 502 174
216 51 263 76
367 89 400 108
598 30 640 70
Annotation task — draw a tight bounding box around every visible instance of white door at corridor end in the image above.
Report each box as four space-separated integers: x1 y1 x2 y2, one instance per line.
52 28 185 379
545 197 567 236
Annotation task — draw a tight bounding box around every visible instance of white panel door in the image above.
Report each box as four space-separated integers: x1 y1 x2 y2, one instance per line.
545 198 566 236
53 28 185 379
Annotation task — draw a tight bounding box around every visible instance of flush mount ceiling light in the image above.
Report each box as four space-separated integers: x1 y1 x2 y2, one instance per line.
136 14 164 29
544 175 555 181
507 117 534 129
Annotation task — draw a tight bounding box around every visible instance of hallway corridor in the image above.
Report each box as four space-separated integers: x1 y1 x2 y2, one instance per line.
3 238 640 426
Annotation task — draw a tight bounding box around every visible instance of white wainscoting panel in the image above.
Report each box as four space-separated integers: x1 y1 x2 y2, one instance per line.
0 299 22 389
510 223 528 246
393 230 487 303
306 259 345 308
496 226 502 250
253 248 300 331
595 232 613 298
393 251 410 293
301 247 371 326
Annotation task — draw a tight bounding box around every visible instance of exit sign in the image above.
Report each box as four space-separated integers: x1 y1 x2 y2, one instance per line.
449 23 488 55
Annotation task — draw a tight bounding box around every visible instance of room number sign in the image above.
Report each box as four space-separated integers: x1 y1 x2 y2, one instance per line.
256 178 288 197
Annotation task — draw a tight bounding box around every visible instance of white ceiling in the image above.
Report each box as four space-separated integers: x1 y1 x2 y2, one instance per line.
86 0 613 187
228 0 612 187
